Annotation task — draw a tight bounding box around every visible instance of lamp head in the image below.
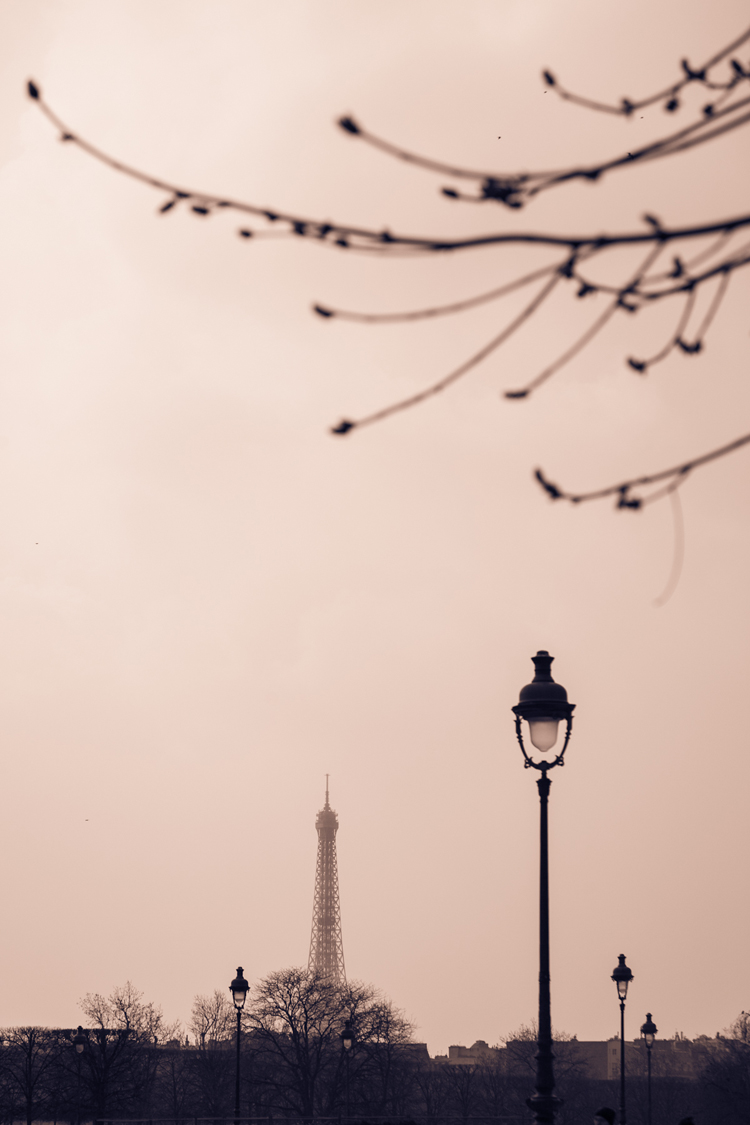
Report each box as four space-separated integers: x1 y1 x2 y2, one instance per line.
341 1017 355 1051
230 967 249 1010
512 651 575 754
641 1012 657 1048
611 954 633 1001
73 1026 87 1055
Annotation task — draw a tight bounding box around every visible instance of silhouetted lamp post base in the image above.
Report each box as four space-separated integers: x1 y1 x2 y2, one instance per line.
230 967 249 1125
526 1091 562 1125
341 1017 355 1122
73 1025 87 1125
511 650 575 1125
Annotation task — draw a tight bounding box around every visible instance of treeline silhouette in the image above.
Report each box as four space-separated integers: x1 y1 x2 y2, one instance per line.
0 977 748 1125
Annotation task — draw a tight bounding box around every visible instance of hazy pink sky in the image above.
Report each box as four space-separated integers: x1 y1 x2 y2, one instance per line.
1 0 749 1056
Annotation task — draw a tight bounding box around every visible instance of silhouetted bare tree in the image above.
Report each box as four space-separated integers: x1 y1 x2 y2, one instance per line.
190 990 235 1046
246 967 413 1118
27 24 750 510
442 1061 482 1122
500 1022 589 1125
152 1042 195 1121
696 1011 750 1125
187 990 235 1117
0 1027 63 1125
410 1050 452 1120
345 994 416 1116
78 981 179 1118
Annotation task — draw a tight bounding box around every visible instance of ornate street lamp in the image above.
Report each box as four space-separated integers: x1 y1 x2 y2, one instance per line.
512 650 575 1125
640 1012 657 1125
230 967 249 1125
611 955 634 1125
72 1026 87 1125
341 1017 355 1121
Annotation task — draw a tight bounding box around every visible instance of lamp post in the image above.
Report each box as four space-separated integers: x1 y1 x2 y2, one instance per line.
73 1026 87 1125
511 650 575 1125
230 967 249 1125
611 955 634 1125
640 1013 657 1125
341 1018 355 1122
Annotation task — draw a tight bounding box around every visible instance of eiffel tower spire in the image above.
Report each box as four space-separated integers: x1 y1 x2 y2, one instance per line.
308 776 346 982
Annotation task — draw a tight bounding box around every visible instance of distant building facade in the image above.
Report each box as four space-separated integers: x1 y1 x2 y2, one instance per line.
434 1040 504 1066
437 1035 709 1079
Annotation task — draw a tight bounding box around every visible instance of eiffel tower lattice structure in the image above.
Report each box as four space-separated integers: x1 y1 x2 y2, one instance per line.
308 776 346 983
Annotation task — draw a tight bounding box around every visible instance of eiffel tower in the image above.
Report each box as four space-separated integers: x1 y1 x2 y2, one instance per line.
308 776 346 982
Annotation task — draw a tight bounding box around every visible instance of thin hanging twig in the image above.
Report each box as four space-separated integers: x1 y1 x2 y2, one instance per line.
653 486 687 607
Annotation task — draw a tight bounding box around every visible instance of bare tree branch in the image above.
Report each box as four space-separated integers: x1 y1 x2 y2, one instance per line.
543 25 750 115
341 94 750 208
26 80 750 257
331 271 562 433
27 82 750 410
334 27 750 207
25 23 750 511
535 431 750 510
313 261 557 323
504 242 664 397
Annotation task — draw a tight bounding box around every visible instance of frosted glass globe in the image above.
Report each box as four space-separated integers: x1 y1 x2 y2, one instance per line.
528 718 560 753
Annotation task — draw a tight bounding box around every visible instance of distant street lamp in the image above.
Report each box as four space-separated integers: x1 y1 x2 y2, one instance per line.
73 1026 87 1125
230 967 249 1125
640 1013 657 1125
512 651 575 1125
611 955 634 1125
341 1017 355 1121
